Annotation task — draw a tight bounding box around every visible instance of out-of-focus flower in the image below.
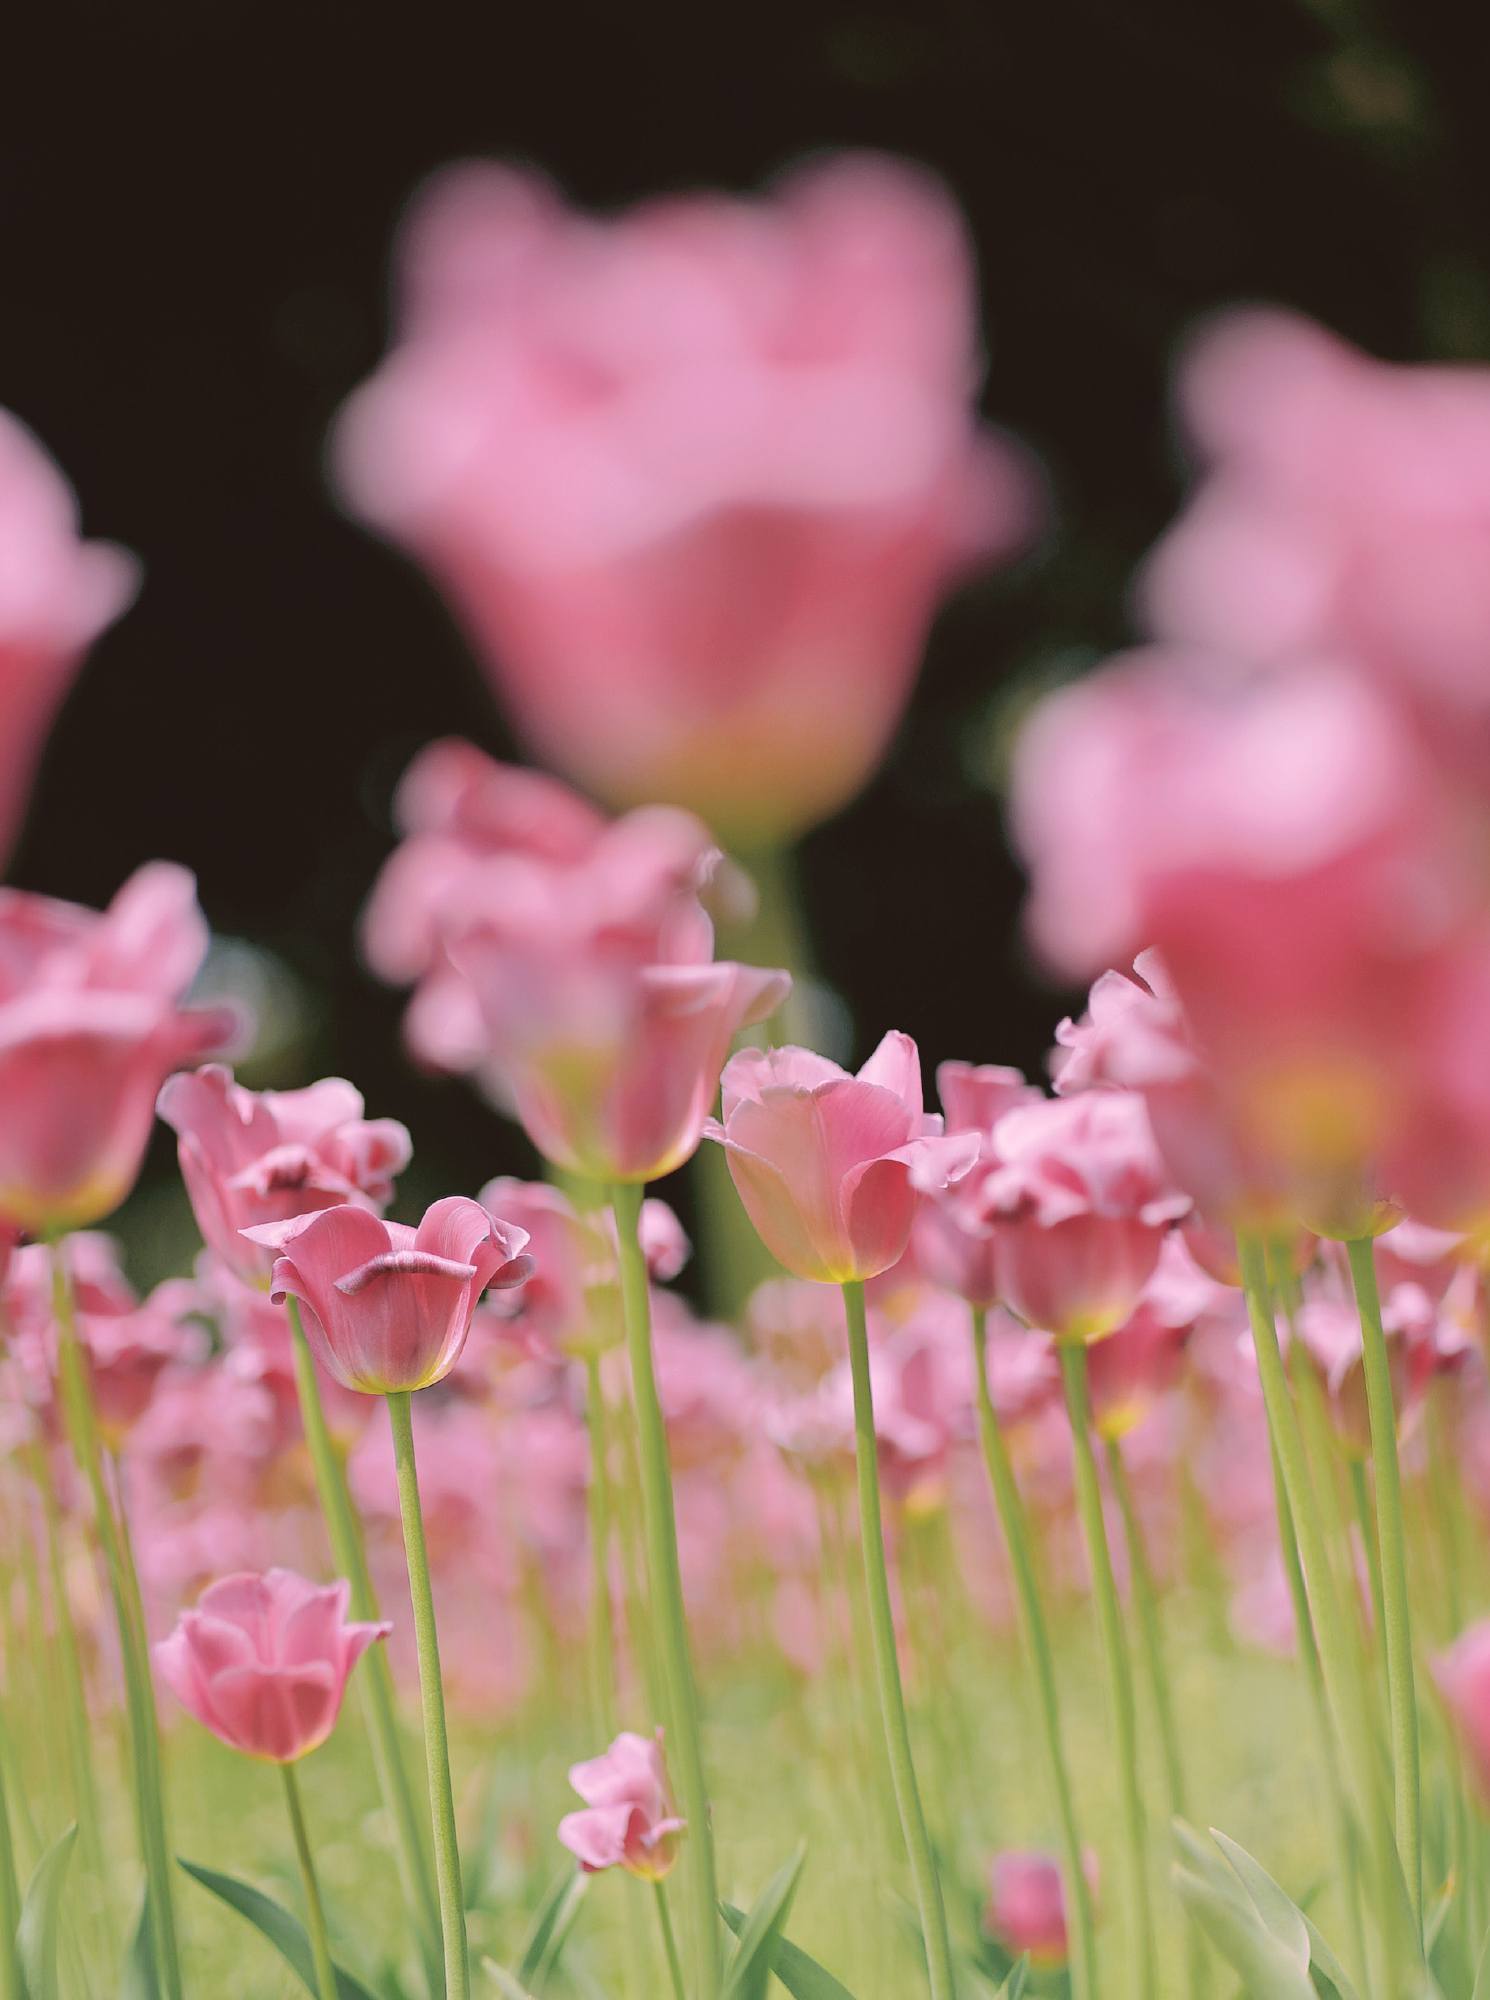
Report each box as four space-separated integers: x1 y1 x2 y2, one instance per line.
556 1729 684 1878
0 864 237 1234
979 1091 1188 1343
1434 1621 1490 1804
72 1283 202 1446
153 1568 389 1762
707 1032 977 1283
333 155 1037 845
252 1198 532 1393
912 1061 1043 1310
157 1065 411 1287
1084 1235 1210 1439
1138 310 1490 789
983 1848 1097 1967
0 412 140 871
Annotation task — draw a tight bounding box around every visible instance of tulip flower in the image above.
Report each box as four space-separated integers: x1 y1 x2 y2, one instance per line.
984 1849 1098 1968
253 1197 531 1395
0 864 236 1236
558 1729 685 1880
155 1568 390 2000
332 154 1036 846
706 1034 978 1284
912 1061 1043 1311
1434 1621 1490 1805
0 410 140 872
157 1065 411 1286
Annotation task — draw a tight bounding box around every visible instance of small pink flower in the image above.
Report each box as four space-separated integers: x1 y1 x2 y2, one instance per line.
252 1198 532 1393
707 1033 978 1283
157 1065 412 1286
913 1059 1044 1309
153 1567 389 1762
984 1848 1097 1967
557 1729 685 1879
333 156 1036 845
0 865 237 1234
0 412 140 871
1434 1621 1490 1804
981 1092 1189 1343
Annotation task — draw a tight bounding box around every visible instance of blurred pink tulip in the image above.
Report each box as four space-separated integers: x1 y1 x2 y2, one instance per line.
157 1065 411 1286
707 1032 978 1283
557 1728 684 1878
153 1568 389 1762
333 154 1037 845
1434 1620 1490 1804
981 1091 1188 1342
913 1059 1043 1309
0 864 236 1233
253 1197 532 1393
984 1848 1097 1967
0 412 139 871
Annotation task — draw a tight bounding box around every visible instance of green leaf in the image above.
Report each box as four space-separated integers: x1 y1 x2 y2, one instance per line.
720 1901 859 2000
1473 1919 1490 2000
1174 1865 1317 2000
121 1892 159 2000
516 1866 587 1986
1209 1829 1312 1968
724 1845 806 2000
991 1955 1029 1999
16 1823 76 2000
1424 1875 1455 1957
179 1858 381 2000
481 1964 537 2000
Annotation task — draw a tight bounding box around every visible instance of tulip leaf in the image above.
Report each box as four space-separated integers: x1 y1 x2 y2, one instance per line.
1474 1920 1490 2000
723 1845 806 2000
1208 1829 1313 1968
481 1964 537 2000
1174 1864 1317 2000
516 1866 587 1984
990 1957 1029 2000
720 1897 858 2000
120 1892 159 2000
16 1823 76 2000
179 1858 382 2000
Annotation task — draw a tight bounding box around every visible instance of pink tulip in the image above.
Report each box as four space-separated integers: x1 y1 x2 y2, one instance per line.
1434 1621 1490 1804
333 154 1036 844
0 412 140 871
0 864 237 1234
980 1091 1189 1343
71 1283 201 1445
913 1059 1043 1309
557 1729 685 1879
153 1568 389 1762
984 1848 1097 1967
251 1197 532 1393
157 1064 412 1286
706 1032 978 1283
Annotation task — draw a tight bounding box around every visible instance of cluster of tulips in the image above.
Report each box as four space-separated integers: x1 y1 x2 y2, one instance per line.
8 145 1490 2000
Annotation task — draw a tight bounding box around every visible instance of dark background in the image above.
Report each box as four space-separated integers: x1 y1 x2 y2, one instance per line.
5 0 1483 1237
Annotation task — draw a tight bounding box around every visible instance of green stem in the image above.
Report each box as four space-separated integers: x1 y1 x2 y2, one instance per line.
385 1390 470 2000
29 1443 105 1898
50 1242 184 2000
969 1309 1095 2000
841 1280 956 2000
281 1764 338 2000
1058 1342 1155 2000
286 1302 442 1994
0 1756 21 2000
1236 1233 1413 1993
609 1181 720 1999
654 1883 687 2000
582 1351 620 1740
1345 1236 1423 1933
1349 1460 1388 1657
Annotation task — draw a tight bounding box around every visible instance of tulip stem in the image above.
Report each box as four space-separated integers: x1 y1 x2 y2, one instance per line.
582 1351 620 1739
840 1280 956 2000
654 1883 687 2000
1237 1232 1414 1992
609 1181 721 2000
968 1308 1095 2000
49 1240 184 2000
1057 1341 1155 2000
385 1390 470 2000
280 1763 338 2000
0 1758 20 2000
1345 1236 1423 1933
286 1303 442 1994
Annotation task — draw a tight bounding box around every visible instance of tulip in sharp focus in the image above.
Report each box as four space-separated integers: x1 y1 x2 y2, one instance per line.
157 1064 412 1286
980 1091 1189 1342
333 154 1037 845
706 1032 978 1283
251 1197 532 1393
0 864 236 1234
153 1568 390 1762
557 1729 685 1879
0 411 140 871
